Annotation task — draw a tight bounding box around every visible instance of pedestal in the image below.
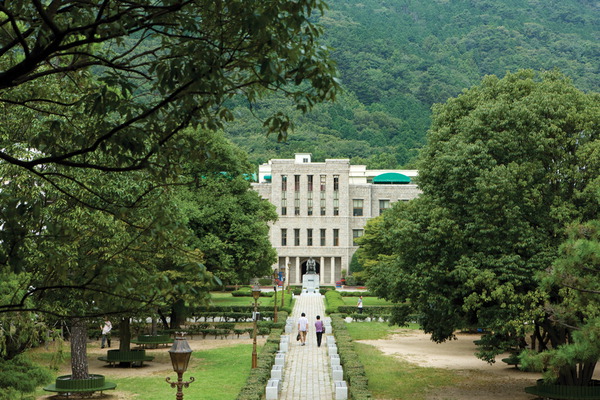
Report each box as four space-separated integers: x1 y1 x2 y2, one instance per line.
302 274 320 294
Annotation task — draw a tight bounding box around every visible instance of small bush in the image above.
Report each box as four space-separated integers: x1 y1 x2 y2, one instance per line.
325 290 345 314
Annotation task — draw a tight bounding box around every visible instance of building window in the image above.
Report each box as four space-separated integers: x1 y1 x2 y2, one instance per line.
281 229 287 246
353 229 364 245
320 175 326 192
307 198 313 216
379 199 390 215
294 229 300 246
320 229 326 246
333 229 339 246
307 175 313 191
303 157 309 163
295 198 300 215
281 175 287 191
333 198 339 216
320 197 326 216
307 229 313 246
333 175 339 191
281 199 287 216
294 175 300 192
353 199 364 216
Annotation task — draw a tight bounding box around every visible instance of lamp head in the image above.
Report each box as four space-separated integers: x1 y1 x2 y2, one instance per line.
168 336 193 374
251 284 261 300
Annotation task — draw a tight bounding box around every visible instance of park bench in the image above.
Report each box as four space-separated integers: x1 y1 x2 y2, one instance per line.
501 353 520 368
131 334 173 349
43 374 116 397
97 349 154 367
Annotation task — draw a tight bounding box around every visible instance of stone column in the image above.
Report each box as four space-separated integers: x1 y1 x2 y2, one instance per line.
320 256 325 284
285 257 290 289
330 257 336 284
295 257 301 285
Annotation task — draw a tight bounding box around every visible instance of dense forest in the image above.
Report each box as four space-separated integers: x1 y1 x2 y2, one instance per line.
225 0 600 168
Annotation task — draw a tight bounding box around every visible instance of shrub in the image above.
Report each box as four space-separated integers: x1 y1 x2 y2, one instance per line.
325 290 345 314
330 314 372 399
0 355 53 400
236 328 283 400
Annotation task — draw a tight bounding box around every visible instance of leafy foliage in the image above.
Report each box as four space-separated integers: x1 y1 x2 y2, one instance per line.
0 355 53 400
226 0 600 167
360 70 600 385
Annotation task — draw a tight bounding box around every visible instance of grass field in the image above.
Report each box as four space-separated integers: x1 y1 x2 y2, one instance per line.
34 344 252 400
346 321 460 399
209 291 288 307
340 296 393 306
112 344 252 400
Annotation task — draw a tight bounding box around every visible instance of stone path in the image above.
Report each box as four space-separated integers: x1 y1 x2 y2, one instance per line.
280 293 333 400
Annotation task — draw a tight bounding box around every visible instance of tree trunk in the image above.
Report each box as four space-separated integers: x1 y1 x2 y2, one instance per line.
158 309 169 330
119 318 132 367
119 318 131 351
151 315 158 336
170 299 186 329
70 318 89 380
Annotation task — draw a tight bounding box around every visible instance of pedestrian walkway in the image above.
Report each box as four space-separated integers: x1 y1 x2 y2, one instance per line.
280 293 333 399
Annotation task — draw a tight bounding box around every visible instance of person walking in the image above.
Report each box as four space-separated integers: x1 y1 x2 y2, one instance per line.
297 312 308 346
314 315 325 347
100 317 112 348
357 296 363 314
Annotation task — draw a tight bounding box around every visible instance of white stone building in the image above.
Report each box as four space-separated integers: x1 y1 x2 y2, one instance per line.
251 153 421 286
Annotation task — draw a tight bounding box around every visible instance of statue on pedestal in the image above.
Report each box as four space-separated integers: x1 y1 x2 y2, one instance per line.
306 257 317 274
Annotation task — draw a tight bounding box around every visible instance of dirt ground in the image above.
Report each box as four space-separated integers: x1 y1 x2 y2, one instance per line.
359 330 542 400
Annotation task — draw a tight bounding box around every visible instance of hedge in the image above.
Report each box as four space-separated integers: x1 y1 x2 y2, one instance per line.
331 314 372 399
236 328 283 400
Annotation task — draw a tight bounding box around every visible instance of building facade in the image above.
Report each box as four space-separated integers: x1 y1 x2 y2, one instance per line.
251 153 421 286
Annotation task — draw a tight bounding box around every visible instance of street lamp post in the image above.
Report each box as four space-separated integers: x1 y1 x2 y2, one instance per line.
166 335 194 400
251 284 261 369
280 269 285 309
273 282 278 323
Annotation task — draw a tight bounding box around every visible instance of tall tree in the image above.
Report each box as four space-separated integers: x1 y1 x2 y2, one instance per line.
522 219 600 385
361 70 600 386
0 0 337 310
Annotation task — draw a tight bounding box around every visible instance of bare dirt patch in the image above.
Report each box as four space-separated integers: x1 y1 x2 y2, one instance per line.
359 330 541 400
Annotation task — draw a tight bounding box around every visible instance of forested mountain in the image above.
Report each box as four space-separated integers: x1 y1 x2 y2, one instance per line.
225 0 600 168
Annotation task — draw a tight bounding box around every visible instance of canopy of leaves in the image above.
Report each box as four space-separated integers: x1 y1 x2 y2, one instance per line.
360 71 600 364
0 0 337 311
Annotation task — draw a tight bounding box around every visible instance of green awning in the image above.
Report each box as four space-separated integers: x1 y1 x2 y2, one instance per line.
372 172 411 184
264 175 272 180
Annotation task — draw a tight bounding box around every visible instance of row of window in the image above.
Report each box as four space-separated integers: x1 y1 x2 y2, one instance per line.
281 175 340 192
281 199 393 216
281 228 364 247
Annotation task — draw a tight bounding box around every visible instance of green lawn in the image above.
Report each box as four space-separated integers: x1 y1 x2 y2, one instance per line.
35 344 253 400
345 321 419 340
210 291 287 307
346 322 460 399
209 292 258 307
341 296 393 306
353 342 459 400
113 344 252 400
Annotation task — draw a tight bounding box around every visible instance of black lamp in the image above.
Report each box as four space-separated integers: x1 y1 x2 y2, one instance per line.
166 335 194 400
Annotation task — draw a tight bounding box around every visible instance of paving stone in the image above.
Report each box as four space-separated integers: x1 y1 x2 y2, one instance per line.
279 293 333 400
